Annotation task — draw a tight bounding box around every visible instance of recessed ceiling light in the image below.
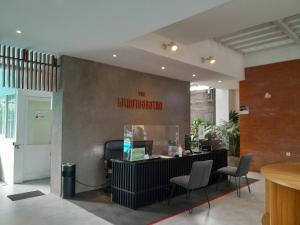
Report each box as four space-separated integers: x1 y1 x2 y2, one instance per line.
161 66 166 70
16 30 22 34
112 54 117 58
192 74 196 77
218 80 222 83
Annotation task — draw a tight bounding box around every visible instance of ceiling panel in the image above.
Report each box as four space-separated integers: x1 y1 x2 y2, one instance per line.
215 13 300 54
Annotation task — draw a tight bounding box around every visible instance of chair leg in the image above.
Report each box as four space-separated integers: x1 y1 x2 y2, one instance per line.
186 189 191 200
204 188 210 208
234 177 239 197
238 177 241 197
168 183 176 205
227 175 231 186
245 175 251 193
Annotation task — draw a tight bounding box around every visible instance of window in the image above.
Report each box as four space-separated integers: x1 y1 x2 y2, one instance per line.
6 95 16 139
0 96 6 135
0 94 16 139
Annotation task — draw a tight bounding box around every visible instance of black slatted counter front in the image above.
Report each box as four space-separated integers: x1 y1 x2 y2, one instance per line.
111 149 227 209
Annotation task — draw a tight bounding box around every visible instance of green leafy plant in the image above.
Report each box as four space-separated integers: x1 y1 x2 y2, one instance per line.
227 110 240 156
191 118 206 142
190 110 240 156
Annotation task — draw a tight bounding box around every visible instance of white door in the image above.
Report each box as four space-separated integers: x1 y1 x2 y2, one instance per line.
0 90 17 184
14 90 53 183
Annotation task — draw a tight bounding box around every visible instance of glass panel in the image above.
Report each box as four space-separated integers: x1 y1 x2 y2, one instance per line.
0 96 6 135
27 99 53 145
6 95 16 139
124 125 179 161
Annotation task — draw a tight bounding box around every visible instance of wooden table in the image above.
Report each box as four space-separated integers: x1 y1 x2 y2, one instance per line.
261 162 300 225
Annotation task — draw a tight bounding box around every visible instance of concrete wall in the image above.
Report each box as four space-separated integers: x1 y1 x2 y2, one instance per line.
52 56 190 193
190 89 215 124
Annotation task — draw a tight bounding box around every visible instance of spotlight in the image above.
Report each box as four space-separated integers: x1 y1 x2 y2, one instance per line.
201 56 216 64
16 30 22 34
162 42 178 52
161 66 166 70
112 54 117 58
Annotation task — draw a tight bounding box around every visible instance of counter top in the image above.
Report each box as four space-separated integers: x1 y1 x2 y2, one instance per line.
261 162 300 190
111 150 224 164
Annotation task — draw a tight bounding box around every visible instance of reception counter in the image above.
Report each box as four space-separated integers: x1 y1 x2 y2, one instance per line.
111 149 227 209
261 162 300 225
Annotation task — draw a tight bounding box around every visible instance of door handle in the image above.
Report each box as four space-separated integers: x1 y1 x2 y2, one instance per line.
13 142 21 149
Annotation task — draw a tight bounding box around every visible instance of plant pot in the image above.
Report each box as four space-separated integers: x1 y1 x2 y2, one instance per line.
228 155 240 167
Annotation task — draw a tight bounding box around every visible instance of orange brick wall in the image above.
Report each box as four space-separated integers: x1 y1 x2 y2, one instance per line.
240 59 300 171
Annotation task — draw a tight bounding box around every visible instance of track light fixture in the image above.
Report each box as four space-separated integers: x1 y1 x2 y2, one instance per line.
201 56 216 64
162 42 178 52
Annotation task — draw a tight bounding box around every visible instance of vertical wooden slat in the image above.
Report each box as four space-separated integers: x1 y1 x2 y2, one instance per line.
2 45 6 87
7 46 10 87
21 50 25 89
50 55 53 91
34 52 38 90
26 50 29 89
16 48 20 88
50 56 54 91
54 57 58 91
12 47 15 88
47 54 50 91
39 53 42 91
43 54 46 91
30 51 33 90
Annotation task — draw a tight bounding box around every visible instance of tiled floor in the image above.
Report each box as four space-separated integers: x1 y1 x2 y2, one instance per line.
157 172 265 225
0 179 112 225
0 173 264 225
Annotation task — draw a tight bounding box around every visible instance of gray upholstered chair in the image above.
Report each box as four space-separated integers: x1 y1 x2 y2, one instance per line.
168 160 213 211
217 154 253 197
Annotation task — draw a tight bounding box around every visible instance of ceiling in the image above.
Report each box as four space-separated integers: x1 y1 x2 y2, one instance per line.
155 0 300 45
215 13 300 54
1 0 300 89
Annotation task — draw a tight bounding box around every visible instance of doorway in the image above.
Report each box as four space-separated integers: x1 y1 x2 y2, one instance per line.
0 88 53 191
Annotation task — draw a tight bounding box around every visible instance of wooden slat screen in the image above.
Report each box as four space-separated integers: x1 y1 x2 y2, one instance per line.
0 44 59 91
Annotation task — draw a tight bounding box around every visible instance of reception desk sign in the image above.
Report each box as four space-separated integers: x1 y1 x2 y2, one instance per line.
117 91 163 110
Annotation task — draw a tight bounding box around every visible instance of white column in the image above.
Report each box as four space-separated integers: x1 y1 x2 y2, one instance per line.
215 89 229 125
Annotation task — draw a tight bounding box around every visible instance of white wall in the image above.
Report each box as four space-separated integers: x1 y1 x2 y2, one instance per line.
229 89 240 113
215 89 229 125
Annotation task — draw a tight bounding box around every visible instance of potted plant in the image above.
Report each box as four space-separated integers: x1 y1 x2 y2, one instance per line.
191 110 240 166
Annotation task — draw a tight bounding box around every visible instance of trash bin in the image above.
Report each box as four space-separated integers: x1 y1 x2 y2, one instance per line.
62 163 76 199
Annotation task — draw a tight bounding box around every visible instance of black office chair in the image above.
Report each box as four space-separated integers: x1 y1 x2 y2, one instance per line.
104 140 124 179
